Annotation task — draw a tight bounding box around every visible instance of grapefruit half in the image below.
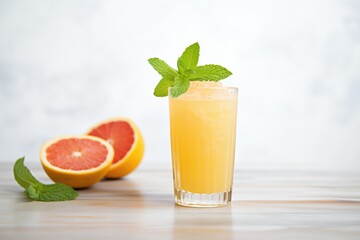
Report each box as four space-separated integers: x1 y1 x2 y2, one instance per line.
87 117 144 178
40 135 114 188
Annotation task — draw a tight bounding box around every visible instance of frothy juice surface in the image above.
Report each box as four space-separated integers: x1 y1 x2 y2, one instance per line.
169 82 237 194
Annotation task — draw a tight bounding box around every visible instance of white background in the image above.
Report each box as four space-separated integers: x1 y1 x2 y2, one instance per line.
1 0 359 171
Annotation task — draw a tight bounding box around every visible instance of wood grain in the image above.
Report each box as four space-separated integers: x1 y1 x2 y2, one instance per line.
1 162 359 240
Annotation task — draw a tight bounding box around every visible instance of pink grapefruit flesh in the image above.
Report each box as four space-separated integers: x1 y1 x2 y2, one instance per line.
87 121 135 164
45 138 109 170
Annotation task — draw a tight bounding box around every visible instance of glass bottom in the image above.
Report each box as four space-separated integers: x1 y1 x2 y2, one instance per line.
174 189 232 207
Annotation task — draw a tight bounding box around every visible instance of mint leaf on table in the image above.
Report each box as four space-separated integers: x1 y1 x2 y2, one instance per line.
13 157 41 189
148 42 232 97
13 157 78 202
31 183 79 202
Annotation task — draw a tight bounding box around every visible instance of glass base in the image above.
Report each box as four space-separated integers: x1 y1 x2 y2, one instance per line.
174 189 232 208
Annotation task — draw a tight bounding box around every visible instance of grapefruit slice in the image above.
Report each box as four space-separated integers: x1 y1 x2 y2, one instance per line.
87 117 144 178
40 135 114 188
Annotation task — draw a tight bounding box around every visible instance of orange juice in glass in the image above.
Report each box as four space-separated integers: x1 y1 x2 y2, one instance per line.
169 81 238 207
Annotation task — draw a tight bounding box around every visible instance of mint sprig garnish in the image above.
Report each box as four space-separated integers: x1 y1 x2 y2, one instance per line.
13 157 79 202
148 42 232 97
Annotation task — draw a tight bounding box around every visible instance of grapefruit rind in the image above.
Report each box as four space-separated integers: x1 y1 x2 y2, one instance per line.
86 117 145 179
40 135 114 188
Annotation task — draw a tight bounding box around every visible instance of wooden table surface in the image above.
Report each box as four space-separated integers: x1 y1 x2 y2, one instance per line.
1 162 360 240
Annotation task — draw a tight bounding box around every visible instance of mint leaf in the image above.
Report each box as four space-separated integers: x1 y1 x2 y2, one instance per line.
35 183 79 201
184 69 196 75
14 157 78 202
148 58 178 79
25 184 40 199
189 64 232 81
13 157 41 189
177 42 200 73
170 74 190 97
154 78 174 97
24 183 78 202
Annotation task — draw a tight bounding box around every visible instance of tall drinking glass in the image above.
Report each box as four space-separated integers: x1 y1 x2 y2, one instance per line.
169 82 238 207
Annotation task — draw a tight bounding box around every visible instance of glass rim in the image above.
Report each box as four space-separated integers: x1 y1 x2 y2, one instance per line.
168 86 238 91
